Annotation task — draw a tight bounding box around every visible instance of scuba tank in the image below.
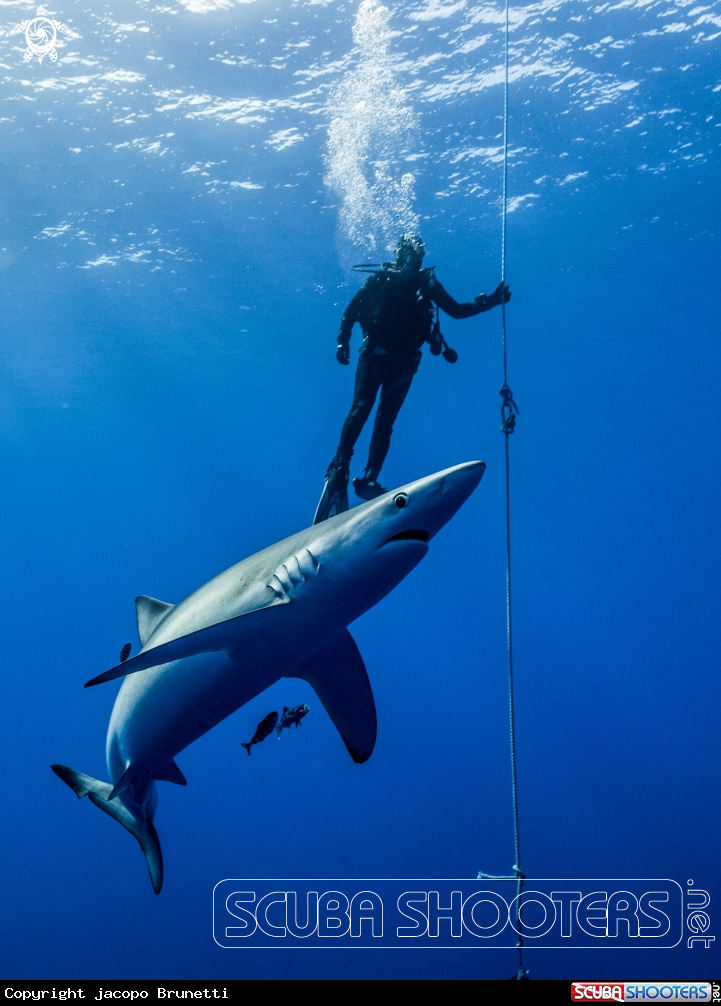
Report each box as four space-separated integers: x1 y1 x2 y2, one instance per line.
352 264 458 362
429 303 458 363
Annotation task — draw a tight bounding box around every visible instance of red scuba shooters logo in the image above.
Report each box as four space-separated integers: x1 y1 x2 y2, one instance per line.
572 986 624 1002
571 984 712 1002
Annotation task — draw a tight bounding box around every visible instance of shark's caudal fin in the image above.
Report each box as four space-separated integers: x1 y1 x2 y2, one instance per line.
51 764 163 894
295 629 377 764
241 742 251 755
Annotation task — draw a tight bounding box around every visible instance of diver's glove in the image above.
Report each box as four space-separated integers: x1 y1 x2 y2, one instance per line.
475 282 511 311
336 343 350 365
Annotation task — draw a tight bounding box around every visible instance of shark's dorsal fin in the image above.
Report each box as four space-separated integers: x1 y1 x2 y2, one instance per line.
136 596 174 646
294 629 376 764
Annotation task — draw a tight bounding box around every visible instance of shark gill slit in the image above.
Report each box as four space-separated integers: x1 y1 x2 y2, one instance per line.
268 548 319 599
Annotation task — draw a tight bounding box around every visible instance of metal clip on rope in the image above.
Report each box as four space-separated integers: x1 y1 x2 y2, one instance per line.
500 384 520 434
477 866 527 881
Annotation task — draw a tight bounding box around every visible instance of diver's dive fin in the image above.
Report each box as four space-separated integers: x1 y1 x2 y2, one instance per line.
153 759 187 786
85 598 291 688
136 596 175 647
294 629 376 763
51 764 163 894
313 467 349 525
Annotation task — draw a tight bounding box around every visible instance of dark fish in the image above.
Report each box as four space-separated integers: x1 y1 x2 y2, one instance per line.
119 643 132 663
276 704 310 736
242 711 279 755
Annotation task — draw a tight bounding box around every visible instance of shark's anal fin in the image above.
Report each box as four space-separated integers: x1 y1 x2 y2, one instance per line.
153 760 187 786
108 765 134 801
136 596 174 647
85 599 290 688
51 764 163 894
294 629 377 764
105 761 186 801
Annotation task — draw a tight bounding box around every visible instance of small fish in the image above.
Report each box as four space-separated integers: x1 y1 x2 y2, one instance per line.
276 704 310 736
242 711 279 756
119 643 132 663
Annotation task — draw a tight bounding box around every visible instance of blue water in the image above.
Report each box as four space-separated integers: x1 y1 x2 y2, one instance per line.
0 0 719 981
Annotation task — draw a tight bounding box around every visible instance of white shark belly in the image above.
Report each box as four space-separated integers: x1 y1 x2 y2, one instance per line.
106 647 291 781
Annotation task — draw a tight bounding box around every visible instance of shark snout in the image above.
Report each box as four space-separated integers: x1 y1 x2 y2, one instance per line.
398 460 486 541
438 460 486 502
305 461 485 576
367 460 485 551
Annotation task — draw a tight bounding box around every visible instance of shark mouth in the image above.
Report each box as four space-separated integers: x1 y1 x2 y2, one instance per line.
383 529 430 545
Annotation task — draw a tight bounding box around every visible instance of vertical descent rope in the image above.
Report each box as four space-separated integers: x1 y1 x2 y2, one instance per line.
478 0 525 980
500 0 525 977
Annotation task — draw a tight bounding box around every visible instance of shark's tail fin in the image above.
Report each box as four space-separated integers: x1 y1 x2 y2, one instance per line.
51 764 163 894
241 742 251 755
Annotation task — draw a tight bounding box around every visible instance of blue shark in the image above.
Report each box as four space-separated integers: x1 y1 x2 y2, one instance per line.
52 461 485 893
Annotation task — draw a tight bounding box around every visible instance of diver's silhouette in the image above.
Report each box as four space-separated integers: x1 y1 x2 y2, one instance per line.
314 233 510 524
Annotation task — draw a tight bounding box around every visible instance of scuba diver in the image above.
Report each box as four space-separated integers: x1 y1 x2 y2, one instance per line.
314 233 510 524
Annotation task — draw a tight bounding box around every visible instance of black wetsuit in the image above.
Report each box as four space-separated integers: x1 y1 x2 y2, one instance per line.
336 266 495 476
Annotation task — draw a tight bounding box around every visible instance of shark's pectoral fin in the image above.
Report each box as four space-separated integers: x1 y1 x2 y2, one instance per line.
85 598 291 688
294 630 377 764
136 596 175 646
153 760 187 786
51 764 163 894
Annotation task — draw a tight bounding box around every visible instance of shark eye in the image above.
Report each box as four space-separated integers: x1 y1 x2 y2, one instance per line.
394 493 408 509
